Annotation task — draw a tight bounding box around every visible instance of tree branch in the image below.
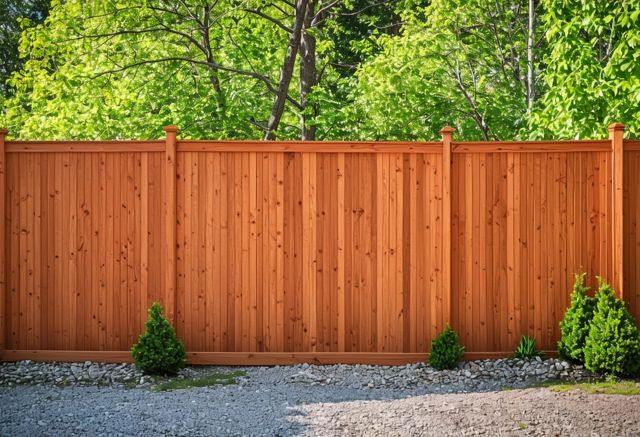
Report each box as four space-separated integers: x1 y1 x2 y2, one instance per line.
67 27 209 59
312 0 341 22
90 56 303 110
243 8 293 33
227 28 303 110
264 0 308 139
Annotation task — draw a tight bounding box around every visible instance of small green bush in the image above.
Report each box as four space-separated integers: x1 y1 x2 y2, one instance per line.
557 273 595 362
428 325 465 370
512 335 543 359
583 279 640 376
131 302 186 375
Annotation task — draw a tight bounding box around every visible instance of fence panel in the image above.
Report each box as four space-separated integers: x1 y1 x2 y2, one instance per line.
5 151 165 351
451 149 613 352
175 151 445 353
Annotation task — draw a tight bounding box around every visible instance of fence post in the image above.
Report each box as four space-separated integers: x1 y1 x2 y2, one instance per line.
0 128 6 353
440 126 455 328
164 125 178 325
609 122 624 299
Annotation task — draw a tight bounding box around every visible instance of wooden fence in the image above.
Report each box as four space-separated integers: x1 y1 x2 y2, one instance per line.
0 124 638 365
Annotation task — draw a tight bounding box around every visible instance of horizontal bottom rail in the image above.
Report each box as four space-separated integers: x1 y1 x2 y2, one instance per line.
0 350 557 365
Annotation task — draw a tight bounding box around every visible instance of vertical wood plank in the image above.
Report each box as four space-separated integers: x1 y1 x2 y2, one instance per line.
440 127 454 328
196 153 206 351
374 154 382 352
163 126 178 326
394 153 404 352
205 153 215 350
249 153 257 351
478 153 488 351
39 154 49 349
409 154 417 352
140 153 148 340
337 153 345 352
275 153 284 351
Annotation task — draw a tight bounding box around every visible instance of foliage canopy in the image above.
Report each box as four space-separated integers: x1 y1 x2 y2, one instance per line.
1 0 638 140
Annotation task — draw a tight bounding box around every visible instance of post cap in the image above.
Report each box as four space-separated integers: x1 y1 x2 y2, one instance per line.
608 122 624 131
0 128 8 136
163 125 179 133
439 126 455 135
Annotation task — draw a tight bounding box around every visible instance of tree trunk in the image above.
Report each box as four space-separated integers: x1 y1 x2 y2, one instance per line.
526 0 536 113
264 0 308 140
202 5 226 113
299 1 317 140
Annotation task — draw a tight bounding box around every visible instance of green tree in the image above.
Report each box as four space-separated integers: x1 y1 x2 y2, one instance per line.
428 324 465 370
2 0 292 139
0 0 51 97
132 302 186 375
1 0 424 140
583 279 640 376
3 0 637 141
314 0 544 140
557 273 595 362
530 0 640 139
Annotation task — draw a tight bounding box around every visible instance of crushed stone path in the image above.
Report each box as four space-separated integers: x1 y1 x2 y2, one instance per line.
2 375 639 436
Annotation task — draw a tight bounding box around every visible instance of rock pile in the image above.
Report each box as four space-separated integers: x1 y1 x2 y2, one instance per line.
0 356 594 392
0 361 146 387
283 357 592 391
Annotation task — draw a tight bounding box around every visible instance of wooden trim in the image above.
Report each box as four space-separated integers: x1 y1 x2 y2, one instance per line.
187 352 426 365
440 127 454 326
0 129 5 352
609 123 625 297
6 141 165 153
178 140 443 153
0 350 557 365
625 140 640 151
452 140 611 153
4 138 632 154
164 126 178 324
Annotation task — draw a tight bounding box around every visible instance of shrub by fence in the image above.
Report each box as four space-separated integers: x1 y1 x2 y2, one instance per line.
0 124 638 365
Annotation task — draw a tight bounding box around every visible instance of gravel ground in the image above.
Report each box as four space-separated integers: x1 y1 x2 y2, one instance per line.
1 360 638 436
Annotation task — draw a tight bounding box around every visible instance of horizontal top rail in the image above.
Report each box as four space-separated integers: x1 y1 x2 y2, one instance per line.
177 140 442 153
5 140 165 153
626 139 640 151
452 140 612 153
3 138 638 154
